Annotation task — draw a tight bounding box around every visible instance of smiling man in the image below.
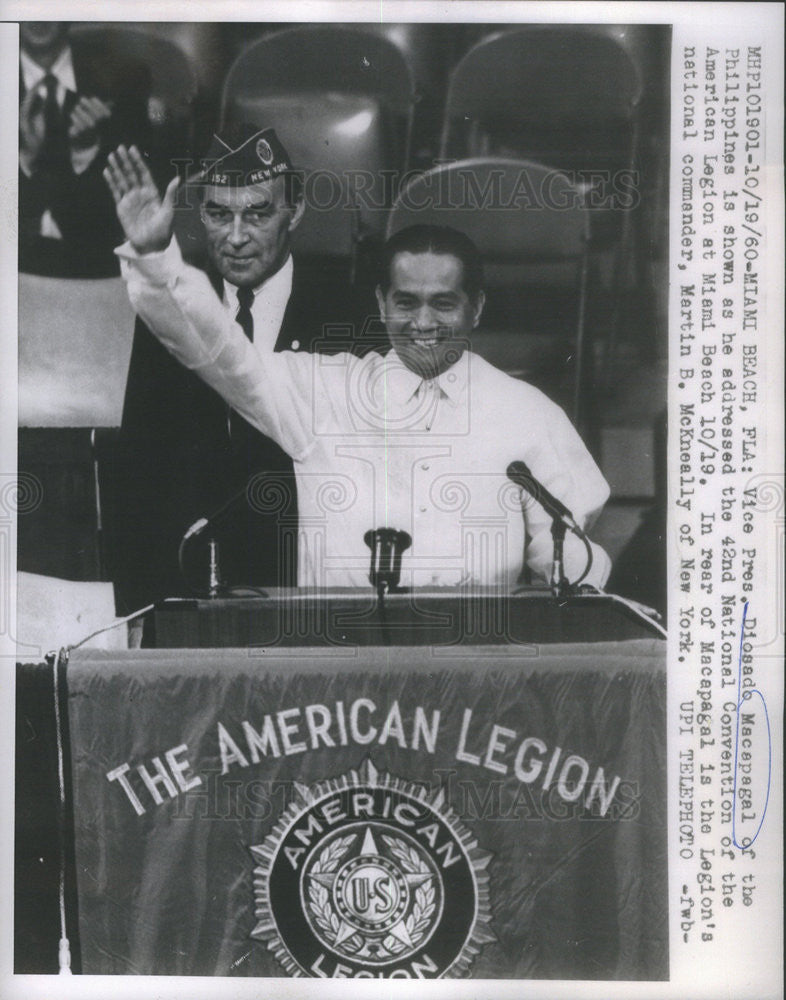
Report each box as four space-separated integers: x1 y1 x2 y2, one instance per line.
112 125 363 613
378 237 484 382
108 145 611 590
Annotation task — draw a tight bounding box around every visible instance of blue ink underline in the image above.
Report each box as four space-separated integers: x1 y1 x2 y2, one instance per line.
731 600 771 849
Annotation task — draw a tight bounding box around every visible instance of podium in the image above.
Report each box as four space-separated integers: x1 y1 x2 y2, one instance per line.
17 586 667 978
153 586 662 648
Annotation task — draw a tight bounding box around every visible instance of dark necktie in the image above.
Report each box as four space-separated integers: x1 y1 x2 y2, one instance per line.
236 286 255 342
228 287 255 442
40 73 67 169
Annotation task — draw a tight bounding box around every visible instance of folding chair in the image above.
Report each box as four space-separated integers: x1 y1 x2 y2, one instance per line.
439 26 642 388
220 26 416 270
440 26 641 178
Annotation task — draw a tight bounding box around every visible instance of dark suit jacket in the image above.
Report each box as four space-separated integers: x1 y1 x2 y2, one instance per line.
111 259 373 613
19 37 151 278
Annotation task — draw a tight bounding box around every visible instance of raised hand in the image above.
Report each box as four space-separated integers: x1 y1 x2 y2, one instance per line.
104 145 179 254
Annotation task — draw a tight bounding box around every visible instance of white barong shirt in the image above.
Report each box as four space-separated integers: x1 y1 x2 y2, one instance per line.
118 239 611 590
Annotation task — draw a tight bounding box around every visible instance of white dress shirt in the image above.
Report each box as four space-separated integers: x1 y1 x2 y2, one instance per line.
118 238 611 590
222 255 293 353
20 45 78 109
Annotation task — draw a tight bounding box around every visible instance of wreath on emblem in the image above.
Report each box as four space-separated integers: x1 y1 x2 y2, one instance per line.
249 760 495 978
304 830 437 960
382 835 437 951
306 834 355 944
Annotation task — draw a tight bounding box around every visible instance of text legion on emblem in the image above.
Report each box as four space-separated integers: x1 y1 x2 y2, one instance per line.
250 761 495 978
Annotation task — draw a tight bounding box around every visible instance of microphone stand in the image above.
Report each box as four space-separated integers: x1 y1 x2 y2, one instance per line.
364 528 412 645
376 580 390 646
178 472 277 599
549 518 570 597
506 460 594 598
207 538 223 599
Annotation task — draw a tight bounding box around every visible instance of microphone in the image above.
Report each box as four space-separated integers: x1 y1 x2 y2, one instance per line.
364 528 412 596
179 490 249 597
181 478 252 544
506 461 581 534
182 517 209 542
507 460 593 596
179 516 226 599
178 475 277 597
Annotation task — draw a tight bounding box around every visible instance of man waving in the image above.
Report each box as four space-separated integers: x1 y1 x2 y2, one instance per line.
107 144 611 591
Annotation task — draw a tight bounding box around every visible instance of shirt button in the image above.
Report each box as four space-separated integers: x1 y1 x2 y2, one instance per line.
291 339 300 351
447 373 456 383
419 505 427 513
421 463 430 470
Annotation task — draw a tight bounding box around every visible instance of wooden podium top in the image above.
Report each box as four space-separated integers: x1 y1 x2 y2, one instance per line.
153 587 664 648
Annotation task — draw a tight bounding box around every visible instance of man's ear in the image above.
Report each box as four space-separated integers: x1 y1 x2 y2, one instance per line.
375 285 387 321
472 290 486 328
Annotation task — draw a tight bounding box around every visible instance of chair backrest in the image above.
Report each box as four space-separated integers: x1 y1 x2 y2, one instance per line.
221 22 449 104
221 26 417 259
115 22 225 91
18 274 136 427
355 23 455 96
222 25 415 120
387 158 590 270
70 24 199 129
223 91 384 259
441 26 642 168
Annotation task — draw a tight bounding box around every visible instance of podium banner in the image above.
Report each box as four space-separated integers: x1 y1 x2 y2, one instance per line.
66 640 667 979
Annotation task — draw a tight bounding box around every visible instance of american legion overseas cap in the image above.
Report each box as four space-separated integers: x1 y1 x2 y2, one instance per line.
197 124 294 187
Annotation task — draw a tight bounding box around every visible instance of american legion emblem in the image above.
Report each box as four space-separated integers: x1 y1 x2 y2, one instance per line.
250 759 494 978
256 137 274 165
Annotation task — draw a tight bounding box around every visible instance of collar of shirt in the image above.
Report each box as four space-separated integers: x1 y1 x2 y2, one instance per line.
384 348 470 409
21 46 77 104
223 254 293 352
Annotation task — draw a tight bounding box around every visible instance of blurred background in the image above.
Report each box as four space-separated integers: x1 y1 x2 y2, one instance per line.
17 20 670 619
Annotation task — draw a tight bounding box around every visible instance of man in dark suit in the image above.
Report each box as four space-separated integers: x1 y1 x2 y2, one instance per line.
112 125 366 614
19 21 151 277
